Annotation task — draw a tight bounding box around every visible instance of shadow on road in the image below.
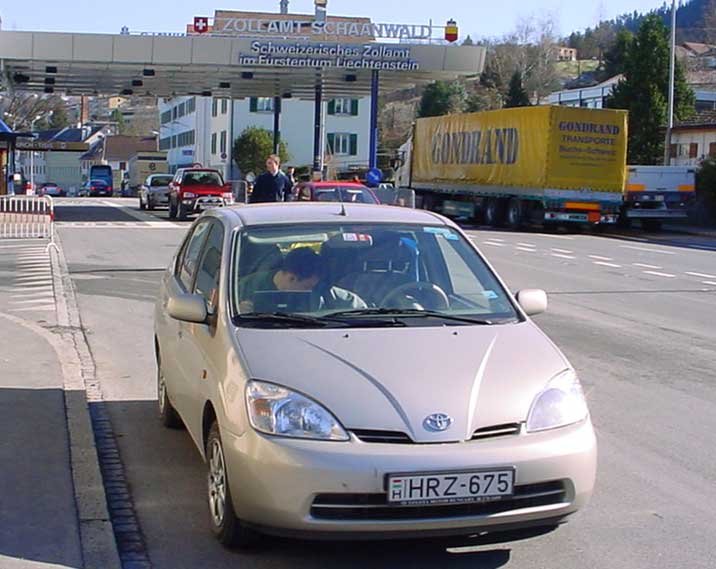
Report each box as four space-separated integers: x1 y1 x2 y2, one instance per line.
101 399 536 569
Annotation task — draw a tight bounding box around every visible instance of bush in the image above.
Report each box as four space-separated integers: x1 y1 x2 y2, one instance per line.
232 127 290 178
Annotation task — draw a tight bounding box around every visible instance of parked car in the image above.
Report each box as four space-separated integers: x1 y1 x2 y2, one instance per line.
38 182 66 197
154 203 597 549
86 179 112 197
139 174 174 210
294 181 379 204
168 168 233 221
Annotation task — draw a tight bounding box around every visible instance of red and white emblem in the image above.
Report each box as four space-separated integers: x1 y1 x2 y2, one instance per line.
193 16 209 34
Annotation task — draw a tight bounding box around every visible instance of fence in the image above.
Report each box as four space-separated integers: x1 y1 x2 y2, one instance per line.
0 195 55 241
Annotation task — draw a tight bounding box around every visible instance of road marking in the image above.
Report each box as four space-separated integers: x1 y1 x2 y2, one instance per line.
517 242 536 248
703 281 716 286
539 234 574 240
633 263 662 269
483 241 505 247
551 248 573 254
593 261 622 268
643 270 676 278
619 245 676 255
685 271 716 279
485 237 504 242
516 246 536 252
589 255 612 261
552 253 576 259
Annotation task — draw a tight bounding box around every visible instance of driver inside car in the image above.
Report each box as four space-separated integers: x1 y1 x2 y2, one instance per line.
238 247 367 314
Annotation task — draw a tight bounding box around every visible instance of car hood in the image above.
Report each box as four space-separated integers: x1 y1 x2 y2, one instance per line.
236 321 570 443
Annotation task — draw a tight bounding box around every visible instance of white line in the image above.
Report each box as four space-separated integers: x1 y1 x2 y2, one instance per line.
633 263 662 269
588 255 612 261
9 305 56 312
703 281 716 286
517 242 536 248
551 248 573 254
11 297 57 305
643 271 676 278
552 253 576 259
516 246 536 252
482 242 505 247
594 261 622 268
484 237 504 242
620 245 676 255
11 291 55 298
539 234 574 240
685 271 716 279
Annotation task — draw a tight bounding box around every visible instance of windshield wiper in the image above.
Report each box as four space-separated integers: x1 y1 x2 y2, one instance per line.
325 308 496 325
236 312 331 327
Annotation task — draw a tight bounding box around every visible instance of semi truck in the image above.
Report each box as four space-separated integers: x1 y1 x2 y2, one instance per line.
622 165 696 231
396 106 629 229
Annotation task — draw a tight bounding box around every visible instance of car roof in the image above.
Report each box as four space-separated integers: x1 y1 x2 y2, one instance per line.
211 202 451 228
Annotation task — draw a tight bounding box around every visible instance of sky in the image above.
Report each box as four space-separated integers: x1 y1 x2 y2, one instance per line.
1 0 670 39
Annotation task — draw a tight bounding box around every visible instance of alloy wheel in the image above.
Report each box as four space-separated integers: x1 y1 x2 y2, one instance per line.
208 439 227 527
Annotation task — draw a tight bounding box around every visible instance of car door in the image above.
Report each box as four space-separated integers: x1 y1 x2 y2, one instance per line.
178 220 227 445
166 219 213 426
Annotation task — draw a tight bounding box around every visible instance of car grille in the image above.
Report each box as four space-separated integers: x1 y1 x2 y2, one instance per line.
311 480 567 521
350 423 522 444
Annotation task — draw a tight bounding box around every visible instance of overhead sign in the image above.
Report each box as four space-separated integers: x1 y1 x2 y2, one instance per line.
16 140 89 152
238 41 420 70
194 17 209 34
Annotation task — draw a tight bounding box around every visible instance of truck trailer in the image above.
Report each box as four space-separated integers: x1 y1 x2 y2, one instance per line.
396 106 629 228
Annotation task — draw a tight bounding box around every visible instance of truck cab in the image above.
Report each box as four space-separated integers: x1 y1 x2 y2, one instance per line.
168 168 234 220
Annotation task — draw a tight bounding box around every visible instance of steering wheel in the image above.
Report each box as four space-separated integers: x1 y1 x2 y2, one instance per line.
380 282 450 310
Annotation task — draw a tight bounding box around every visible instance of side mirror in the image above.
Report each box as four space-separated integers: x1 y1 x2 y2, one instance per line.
168 293 208 323
516 289 548 316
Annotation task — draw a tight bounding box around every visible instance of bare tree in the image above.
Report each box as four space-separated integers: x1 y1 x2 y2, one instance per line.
0 92 59 130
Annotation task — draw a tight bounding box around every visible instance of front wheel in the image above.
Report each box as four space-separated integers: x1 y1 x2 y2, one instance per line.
206 422 261 549
158 361 182 429
139 195 146 210
178 203 190 221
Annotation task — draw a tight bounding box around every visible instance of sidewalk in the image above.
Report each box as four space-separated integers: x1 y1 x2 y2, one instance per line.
0 240 119 569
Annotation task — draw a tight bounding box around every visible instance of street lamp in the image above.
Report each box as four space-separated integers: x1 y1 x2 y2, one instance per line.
29 111 51 194
664 0 677 166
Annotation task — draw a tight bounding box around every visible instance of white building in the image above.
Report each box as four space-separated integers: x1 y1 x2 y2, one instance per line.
158 94 371 179
670 110 716 166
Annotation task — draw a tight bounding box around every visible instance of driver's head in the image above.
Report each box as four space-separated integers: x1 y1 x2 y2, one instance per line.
274 247 324 291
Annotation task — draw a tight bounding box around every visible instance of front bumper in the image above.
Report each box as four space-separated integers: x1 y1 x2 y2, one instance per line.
222 419 597 538
182 196 231 211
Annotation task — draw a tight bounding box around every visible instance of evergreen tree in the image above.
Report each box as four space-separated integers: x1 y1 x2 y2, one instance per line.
603 29 633 78
48 105 70 129
504 71 531 108
417 81 466 118
233 127 289 177
607 14 695 164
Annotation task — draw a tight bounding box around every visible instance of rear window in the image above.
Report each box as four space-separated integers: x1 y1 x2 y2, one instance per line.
151 176 173 187
182 171 223 187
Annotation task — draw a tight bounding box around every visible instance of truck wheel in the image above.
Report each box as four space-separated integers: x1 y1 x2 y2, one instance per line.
506 199 523 230
484 198 505 227
642 219 662 232
169 198 178 219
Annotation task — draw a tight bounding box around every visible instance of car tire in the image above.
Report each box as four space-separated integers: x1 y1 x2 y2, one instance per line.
178 203 190 221
147 198 155 211
169 198 178 219
206 422 261 549
157 360 183 429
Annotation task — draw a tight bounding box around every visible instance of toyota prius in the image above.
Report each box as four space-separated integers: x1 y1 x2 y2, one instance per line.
153 202 597 548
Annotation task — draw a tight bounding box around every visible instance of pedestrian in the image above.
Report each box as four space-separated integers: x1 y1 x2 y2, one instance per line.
249 154 293 203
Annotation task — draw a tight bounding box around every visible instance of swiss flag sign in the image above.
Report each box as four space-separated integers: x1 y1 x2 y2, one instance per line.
193 17 209 34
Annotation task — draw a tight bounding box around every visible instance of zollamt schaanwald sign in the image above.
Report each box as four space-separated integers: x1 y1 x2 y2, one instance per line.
239 41 420 70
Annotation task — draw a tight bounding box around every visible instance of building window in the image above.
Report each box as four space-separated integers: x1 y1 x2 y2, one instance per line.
328 98 359 116
220 130 227 154
327 133 358 156
211 132 217 155
212 99 218 117
171 135 177 149
159 137 171 151
172 107 178 120
176 129 195 147
119 161 127 170
709 142 716 157
250 97 274 112
160 110 172 125
221 99 228 114
689 143 698 159
186 97 196 114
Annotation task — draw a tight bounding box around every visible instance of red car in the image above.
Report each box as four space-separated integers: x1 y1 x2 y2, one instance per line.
168 168 234 220
293 181 380 204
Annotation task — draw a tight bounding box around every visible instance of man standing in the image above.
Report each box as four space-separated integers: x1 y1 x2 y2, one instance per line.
249 154 293 203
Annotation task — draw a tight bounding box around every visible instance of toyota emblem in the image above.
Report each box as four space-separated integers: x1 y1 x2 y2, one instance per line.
423 413 453 432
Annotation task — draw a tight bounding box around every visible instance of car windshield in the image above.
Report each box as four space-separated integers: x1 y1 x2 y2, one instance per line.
313 186 378 204
151 176 173 187
232 223 519 328
183 171 223 186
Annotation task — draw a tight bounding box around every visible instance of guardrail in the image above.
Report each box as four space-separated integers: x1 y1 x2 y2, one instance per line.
0 195 55 242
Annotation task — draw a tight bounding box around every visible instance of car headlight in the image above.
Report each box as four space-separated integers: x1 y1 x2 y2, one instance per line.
245 380 349 441
182 192 197 199
526 370 589 433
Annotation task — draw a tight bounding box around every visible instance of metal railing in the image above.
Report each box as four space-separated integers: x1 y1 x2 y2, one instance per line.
0 195 55 241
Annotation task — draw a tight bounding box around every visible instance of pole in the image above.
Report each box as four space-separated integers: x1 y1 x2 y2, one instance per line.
664 0 677 165
272 97 281 155
369 70 380 170
312 78 323 176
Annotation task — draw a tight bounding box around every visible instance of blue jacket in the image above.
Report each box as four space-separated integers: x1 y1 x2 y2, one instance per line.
250 171 293 203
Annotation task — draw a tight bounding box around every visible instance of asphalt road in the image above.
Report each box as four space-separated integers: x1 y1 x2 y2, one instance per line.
55 197 716 569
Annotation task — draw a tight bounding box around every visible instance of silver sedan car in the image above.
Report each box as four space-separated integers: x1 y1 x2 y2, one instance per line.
154 203 597 548
139 173 174 210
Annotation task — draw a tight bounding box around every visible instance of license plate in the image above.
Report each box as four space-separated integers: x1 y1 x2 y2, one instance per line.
587 211 601 223
387 469 514 505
